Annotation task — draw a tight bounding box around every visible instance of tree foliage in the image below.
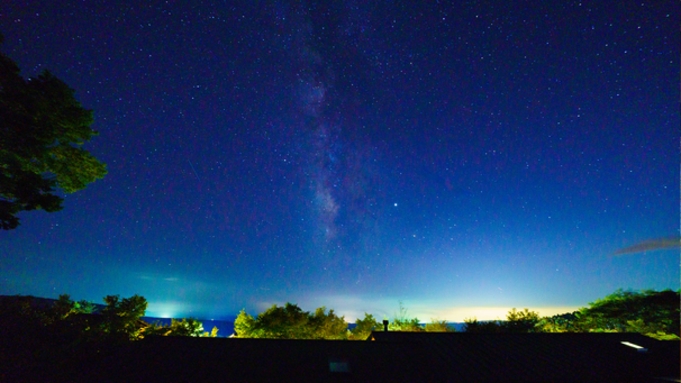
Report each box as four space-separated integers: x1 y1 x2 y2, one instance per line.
425 318 454 332
503 308 540 333
349 313 381 340
309 306 348 340
0 35 106 229
573 289 680 338
463 308 540 333
45 294 94 324
234 309 258 338
234 303 348 340
0 293 149 347
388 301 423 332
101 294 148 341
204 325 219 338
463 318 502 333
460 291 679 339
2 288 676 346
530 290 680 339
144 318 219 338
168 318 205 337
536 312 578 333
253 303 312 339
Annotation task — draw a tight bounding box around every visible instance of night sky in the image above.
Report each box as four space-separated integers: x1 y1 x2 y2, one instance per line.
1 1 678 322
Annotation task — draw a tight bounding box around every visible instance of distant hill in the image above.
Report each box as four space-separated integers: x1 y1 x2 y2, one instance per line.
0 294 106 311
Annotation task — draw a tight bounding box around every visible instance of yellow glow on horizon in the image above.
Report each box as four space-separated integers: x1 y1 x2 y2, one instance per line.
339 306 582 323
412 306 582 322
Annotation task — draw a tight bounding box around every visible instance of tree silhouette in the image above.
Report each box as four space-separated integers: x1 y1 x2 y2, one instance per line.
349 313 381 340
503 308 540 333
101 294 147 340
0 34 106 229
234 303 348 339
574 289 680 338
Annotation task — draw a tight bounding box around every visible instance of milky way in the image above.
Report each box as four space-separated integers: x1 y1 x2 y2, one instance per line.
1 1 677 320
287 5 375 257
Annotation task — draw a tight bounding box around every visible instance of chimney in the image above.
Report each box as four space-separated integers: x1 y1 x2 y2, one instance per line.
383 319 389 332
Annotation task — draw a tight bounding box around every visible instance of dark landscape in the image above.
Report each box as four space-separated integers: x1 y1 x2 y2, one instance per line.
1 1 678 382
0 291 679 382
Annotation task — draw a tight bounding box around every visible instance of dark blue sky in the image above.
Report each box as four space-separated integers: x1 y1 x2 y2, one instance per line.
1 1 678 321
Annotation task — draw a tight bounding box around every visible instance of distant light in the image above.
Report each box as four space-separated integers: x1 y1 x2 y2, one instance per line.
394 203 398 207
621 341 648 352
148 301 183 319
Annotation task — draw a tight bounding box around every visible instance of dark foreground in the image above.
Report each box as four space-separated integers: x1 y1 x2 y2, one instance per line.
1 331 678 383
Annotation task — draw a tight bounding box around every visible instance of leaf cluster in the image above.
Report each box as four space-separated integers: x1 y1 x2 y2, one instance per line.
0 38 106 229
574 289 680 337
535 312 579 333
0 293 148 346
464 308 541 333
462 289 680 339
348 313 381 340
234 303 348 340
388 302 423 332
99 294 148 341
146 317 217 337
425 318 453 332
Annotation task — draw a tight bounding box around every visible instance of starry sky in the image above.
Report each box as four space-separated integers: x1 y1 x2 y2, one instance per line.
0 1 678 322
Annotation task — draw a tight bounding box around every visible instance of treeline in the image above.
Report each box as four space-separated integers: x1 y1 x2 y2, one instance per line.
0 293 217 344
456 289 679 340
535 289 680 339
1 288 678 344
0 293 219 381
1 289 675 382
463 289 680 341
234 301 451 340
234 289 680 341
